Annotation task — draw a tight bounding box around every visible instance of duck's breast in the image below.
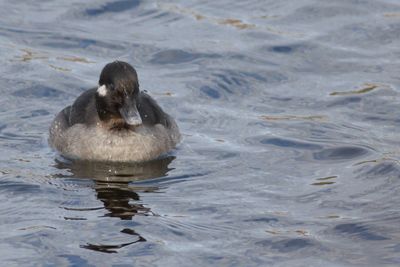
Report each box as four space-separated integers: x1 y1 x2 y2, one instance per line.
51 118 180 162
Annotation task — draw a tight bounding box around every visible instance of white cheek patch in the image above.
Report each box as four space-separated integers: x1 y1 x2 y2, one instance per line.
97 85 108 97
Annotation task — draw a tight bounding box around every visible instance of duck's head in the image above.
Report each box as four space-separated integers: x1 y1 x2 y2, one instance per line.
95 61 142 127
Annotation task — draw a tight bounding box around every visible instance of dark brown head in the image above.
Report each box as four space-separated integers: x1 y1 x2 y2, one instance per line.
95 61 142 127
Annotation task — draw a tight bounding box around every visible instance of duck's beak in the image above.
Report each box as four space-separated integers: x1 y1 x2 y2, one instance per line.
119 99 142 126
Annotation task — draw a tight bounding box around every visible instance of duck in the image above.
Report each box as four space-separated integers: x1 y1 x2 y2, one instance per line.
49 61 181 162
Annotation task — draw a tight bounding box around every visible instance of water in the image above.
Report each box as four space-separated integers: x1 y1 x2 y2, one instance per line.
0 0 400 266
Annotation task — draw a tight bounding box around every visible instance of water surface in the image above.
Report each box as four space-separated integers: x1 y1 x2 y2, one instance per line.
1 0 400 266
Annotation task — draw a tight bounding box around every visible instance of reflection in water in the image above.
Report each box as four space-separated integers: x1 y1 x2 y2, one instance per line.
54 156 175 182
96 183 149 220
53 156 174 253
54 156 174 219
80 228 147 254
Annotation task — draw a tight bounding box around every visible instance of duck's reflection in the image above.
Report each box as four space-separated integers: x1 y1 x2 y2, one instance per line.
54 156 175 220
96 183 148 220
53 156 175 253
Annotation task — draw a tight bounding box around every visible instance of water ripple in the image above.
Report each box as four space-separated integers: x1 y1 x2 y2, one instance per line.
0 0 399 265
85 0 141 16
313 146 370 161
333 223 388 241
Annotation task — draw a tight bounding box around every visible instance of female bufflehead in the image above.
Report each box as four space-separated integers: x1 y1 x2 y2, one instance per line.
49 61 181 162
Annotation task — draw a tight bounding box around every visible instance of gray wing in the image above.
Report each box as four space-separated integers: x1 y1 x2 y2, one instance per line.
68 88 98 126
138 92 171 128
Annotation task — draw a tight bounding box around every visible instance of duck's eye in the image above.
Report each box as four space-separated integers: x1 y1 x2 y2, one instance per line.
110 93 123 104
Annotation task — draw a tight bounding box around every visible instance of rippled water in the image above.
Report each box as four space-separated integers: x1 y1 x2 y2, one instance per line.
1 0 400 266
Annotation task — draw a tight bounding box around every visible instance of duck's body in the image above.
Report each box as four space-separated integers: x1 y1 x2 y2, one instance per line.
49 61 181 162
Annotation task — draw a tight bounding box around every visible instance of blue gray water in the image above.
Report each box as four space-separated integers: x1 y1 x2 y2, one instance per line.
0 0 400 266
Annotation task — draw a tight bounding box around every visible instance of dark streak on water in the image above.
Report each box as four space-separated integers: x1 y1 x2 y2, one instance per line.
85 0 141 16
1 0 400 266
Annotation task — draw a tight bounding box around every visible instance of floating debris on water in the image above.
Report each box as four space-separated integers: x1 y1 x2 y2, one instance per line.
57 56 94 63
354 157 400 166
260 114 327 121
311 181 335 186
49 64 71 72
218 18 256 30
311 175 337 186
157 3 305 36
14 49 48 62
329 83 389 96
316 175 337 181
383 13 400 18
